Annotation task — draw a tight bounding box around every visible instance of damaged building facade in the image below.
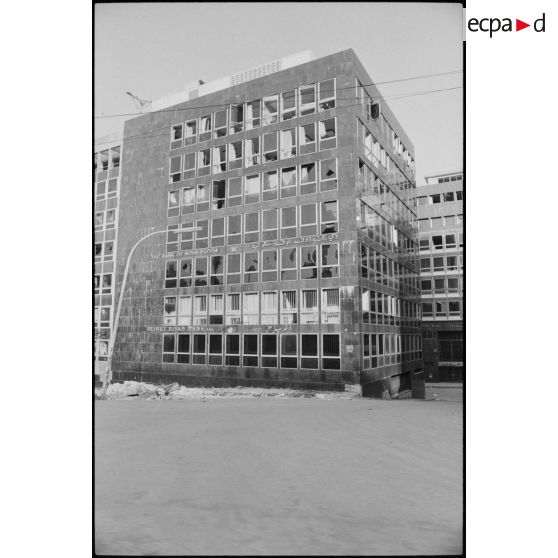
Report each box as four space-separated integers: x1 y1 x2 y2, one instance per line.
97 49 424 398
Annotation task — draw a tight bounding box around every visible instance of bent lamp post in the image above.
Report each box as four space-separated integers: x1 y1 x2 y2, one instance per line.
101 226 201 395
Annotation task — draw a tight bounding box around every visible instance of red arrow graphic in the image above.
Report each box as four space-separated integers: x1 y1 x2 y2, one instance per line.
516 19 530 31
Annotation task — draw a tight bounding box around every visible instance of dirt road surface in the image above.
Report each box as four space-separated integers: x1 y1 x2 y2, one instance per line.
95 397 462 555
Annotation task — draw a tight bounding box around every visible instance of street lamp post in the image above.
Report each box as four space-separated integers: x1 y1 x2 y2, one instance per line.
100 226 201 396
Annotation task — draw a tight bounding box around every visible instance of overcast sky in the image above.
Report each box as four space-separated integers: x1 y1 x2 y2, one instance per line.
95 2 463 184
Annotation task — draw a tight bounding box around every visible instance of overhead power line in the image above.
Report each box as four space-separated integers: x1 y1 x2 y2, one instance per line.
95 69 462 120
94 85 462 147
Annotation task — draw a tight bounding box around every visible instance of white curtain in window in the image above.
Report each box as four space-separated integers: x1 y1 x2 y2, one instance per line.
210 294 224 313
178 296 192 316
282 291 296 311
227 294 240 313
243 293 259 315
281 129 293 157
302 290 318 311
262 292 277 313
245 175 260 195
194 296 206 314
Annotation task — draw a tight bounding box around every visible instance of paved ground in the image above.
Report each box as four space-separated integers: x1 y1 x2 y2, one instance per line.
95 397 462 555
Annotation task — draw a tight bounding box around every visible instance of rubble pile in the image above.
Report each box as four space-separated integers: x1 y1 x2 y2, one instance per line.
95 381 359 400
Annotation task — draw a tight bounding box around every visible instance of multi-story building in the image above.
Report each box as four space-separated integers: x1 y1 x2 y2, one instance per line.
94 137 122 379
417 171 463 382
100 49 424 398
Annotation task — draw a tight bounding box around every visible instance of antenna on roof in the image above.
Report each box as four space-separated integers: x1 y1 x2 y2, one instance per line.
126 91 152 113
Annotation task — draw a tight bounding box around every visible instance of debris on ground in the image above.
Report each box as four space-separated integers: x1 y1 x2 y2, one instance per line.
95 381 359 401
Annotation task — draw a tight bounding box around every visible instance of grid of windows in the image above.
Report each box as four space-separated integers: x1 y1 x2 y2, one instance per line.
169 79 336 151
161 288 340 325
162 333 340 369
362 333 422 369
165 206 338 254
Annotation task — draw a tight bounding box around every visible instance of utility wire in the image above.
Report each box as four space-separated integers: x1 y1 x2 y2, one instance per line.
95 85 462 147
95 70 462 119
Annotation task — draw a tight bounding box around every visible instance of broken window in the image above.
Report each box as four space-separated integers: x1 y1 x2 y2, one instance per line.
170 156 182 183
321 200 338 234
321 244 339 278
179 259 192 288
263 170 278 201
110 146 120 168
280 167 296 198
212 145 227 174
300 247 318 280
244 136 260 167
199 114 212 142
319 158 337 191
244 174 261 205
230 103 244 134
244 252 259 284
298 123 316 155
263 132 277 162
197 149 210 177
185 119 197 145
210 254 224 284
196 184 209 212
213 109 228 138
299 84 316 115
245 99 261 129
281 292 297 326
261 251 278 283
168 190 180 217
100 150 109 171
165 260 177 288
181 186 195 215
171 124 183 150
212 180 226 210
281 247 297 280
280 128 297 159
194 256 208 285
164 296 177 325
281 89 297 120
318 78 335 110
262 95 278 125
300 163 316 195
319 118 336 150
228 141 242 170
